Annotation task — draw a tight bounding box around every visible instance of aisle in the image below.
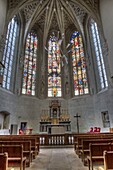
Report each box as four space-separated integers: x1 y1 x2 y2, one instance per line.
27 148 88 170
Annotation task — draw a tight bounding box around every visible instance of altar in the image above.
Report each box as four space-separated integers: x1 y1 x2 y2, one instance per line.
51 126 65 134
39 100 71 134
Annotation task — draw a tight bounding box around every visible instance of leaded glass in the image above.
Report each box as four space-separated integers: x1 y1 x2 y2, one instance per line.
2 16 18 90
70 31 89 95
48 34 62 97
90 19 108 89
22 32 37 96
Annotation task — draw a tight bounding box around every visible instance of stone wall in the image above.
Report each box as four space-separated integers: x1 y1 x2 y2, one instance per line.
100 0 113 76
0 0 7 36
1 86 113 133
0 0 113 134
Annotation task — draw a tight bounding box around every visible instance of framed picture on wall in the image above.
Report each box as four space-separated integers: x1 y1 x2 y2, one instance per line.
101 111 110 128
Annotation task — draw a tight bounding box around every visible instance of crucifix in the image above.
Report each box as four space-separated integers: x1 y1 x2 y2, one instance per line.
74 113 81 133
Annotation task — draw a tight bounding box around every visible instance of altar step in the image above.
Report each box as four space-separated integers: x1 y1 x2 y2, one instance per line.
40 145 74 148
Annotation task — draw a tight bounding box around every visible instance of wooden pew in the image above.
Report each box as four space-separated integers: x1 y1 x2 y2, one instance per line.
0 145 26 170
0 152 8 170
87 143 111 170
81 139 113 165
75 135 113 157
0 136 37 159
103 151 113 170
0 141 32 167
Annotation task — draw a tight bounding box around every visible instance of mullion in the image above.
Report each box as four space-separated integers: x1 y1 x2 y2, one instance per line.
31 34 34 94
52 42 54 96
55 42 58 95
3 22 12 88
27 33 31 94
7 19 16 89
25 34 30 93
78 35 81 95
91 22 103 87
72 39 77 95
94 23 105 88
4 22 12 88
75 36 79 95
79 35 84 94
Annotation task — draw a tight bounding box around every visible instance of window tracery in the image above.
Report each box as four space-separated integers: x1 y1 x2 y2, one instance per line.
90 19 108 90
48 34 62 97
22 32 37 96
71 31 89 95
2 16 18 90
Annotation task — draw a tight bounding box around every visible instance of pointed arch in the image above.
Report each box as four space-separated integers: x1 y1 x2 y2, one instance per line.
22 31 38 96
71 31 89 95
2 15 20 90
48 33 62 97
89 18 108 90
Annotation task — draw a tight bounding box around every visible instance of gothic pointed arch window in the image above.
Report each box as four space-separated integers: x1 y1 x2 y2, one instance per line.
90 19 108 90
71 31 89 96
2 16 19 90
48 34 62 97
22 32 38 96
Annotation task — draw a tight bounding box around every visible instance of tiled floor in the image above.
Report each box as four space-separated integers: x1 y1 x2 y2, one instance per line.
26 148 88 170
9 148 103 170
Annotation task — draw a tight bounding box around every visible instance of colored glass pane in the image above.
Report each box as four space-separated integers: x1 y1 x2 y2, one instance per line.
22 32 37 96
70 31 89 95
48 34 62 97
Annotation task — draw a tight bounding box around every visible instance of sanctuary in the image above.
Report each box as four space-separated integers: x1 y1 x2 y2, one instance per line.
40 100 71 134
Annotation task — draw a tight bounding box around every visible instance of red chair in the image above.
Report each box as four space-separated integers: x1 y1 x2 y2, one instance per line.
97 127 101 133
89 127 93 133
93 127 97 132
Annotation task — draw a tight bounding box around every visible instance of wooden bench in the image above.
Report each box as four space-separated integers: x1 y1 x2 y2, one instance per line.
0 140 32 167
103 151 113 170
0 145 26 170
0 152 8 170
81 139 113 165
87 143 111 170
75 135 113 157
0 136 37 159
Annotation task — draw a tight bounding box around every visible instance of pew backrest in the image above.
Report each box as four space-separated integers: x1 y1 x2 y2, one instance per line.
0 152 8 170
103 151 113 170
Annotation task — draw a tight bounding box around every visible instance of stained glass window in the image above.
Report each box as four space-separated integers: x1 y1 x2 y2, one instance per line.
70 31 89 95
48 34 62 97
90 19 108 89
2 16 18 90
22 32 37 96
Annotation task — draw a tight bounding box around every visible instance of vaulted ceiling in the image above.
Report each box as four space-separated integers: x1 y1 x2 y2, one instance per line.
7 0 100 39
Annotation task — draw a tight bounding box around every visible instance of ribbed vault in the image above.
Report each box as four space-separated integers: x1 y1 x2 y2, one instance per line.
7 0 99 43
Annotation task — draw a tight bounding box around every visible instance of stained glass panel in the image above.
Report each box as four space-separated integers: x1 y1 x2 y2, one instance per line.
70 31 89 95
48 34 62 97
22 32 37 96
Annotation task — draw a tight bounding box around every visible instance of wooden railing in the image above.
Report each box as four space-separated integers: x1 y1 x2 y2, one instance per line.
39 134 74 145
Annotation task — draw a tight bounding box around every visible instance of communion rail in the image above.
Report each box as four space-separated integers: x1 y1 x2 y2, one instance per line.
39 133 74 145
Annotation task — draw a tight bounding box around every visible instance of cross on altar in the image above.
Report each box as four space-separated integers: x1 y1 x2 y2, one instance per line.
74 113 81 133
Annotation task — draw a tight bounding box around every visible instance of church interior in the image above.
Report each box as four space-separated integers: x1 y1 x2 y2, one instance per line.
0 0 113 170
